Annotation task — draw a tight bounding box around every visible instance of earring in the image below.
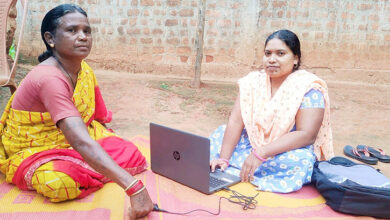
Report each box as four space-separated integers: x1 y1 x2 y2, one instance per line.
49 43 54 48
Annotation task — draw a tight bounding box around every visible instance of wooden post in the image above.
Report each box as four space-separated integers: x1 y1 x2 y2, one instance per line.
192 0 206 88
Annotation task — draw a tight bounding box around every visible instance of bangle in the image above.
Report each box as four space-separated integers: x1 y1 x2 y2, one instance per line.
124 179 138 191
131 186 146 196
219 158 230 166
251 148 267 162
126 180 144 196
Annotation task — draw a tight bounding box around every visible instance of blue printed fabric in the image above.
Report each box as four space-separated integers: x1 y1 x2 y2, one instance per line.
210 89 324 193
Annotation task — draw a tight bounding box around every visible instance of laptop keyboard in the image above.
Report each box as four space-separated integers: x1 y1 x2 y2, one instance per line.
209 176 228 188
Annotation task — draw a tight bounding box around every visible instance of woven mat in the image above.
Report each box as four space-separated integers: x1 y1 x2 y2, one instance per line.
129 135 373 220
0 135 373 219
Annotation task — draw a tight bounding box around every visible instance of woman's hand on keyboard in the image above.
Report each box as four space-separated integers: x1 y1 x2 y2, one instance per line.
210 158 229 172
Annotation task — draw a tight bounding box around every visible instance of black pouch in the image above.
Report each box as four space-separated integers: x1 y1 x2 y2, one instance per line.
312 156 390 218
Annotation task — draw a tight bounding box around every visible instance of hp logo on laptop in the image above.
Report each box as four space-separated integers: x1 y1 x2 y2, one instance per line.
173 151 180 160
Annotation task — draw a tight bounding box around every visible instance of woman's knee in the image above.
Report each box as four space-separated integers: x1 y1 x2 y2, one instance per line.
31 162 81 202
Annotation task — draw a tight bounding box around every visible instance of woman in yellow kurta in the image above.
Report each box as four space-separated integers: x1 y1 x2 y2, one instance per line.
0 4 153 219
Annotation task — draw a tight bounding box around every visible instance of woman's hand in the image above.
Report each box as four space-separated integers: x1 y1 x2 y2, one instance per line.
210 158 229 172
128 189 154 220
240 153 263 182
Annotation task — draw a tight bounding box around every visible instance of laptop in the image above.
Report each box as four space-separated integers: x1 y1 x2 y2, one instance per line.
150 123 241 195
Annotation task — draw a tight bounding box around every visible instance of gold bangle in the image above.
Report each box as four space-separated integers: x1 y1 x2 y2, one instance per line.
130 186 146 196
124 179 138 191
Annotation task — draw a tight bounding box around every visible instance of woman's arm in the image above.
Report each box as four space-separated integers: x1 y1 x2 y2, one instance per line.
259 107 324 158
57 116 153 218
240 107 325 181
210 94 244 171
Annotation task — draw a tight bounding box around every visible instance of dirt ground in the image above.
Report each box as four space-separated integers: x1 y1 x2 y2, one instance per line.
1 65 389 177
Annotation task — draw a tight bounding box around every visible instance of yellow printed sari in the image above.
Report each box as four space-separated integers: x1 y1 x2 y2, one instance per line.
0 61 146 202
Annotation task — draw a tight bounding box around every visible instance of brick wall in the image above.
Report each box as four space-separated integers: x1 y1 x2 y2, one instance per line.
20 0 390 81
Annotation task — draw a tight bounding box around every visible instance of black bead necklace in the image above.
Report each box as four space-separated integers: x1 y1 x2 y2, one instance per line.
53 56 76 89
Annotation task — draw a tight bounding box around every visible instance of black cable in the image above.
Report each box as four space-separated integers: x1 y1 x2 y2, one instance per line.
152 187 259 216
223 187 259 210
153 197 227 215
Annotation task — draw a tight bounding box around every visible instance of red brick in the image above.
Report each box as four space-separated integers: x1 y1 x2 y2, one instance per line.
127 28 141 35
219 19 231 27
141 19 148 25
131 0 137 5
165 19 178 26
289 0 297 7
181 19 188 27
206 9 221 17
206 30 217 36
385 34 390 42
129 18 137 26
206 55 214 63
190 19 197 26
208 3 216 8
166 38 180 45
179 9 194 17
260 10 272 17
130 38 137 44
171 10 177 16
359 24 367 31
144 10 150 16
127 9 139 16
182 38 189 45
39 5 46 12
277 11 283 18
167 0 180 6
358 3 373 11
141 38 153 44
204 48 215 54
366 34 379 41
271 20 283 28
191 1 197 7
152 46 164 54
177 46 191 54
120 18 128 25
272 1 287 8
143 28 150 35
343 3 352 10
327 21 336 29
180 56 189 62
371 23 379 31
141 0 154 6
90 18 101 24
231 2 240 9
152 28 163 35
369 14 379 22
106 27 114 35
100 27 106 34
120 0 127 6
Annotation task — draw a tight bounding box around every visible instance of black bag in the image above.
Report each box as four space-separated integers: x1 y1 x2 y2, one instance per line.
312 156 390 218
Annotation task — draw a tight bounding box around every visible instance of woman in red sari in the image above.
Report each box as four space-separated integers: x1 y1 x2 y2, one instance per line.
0 4 153 219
